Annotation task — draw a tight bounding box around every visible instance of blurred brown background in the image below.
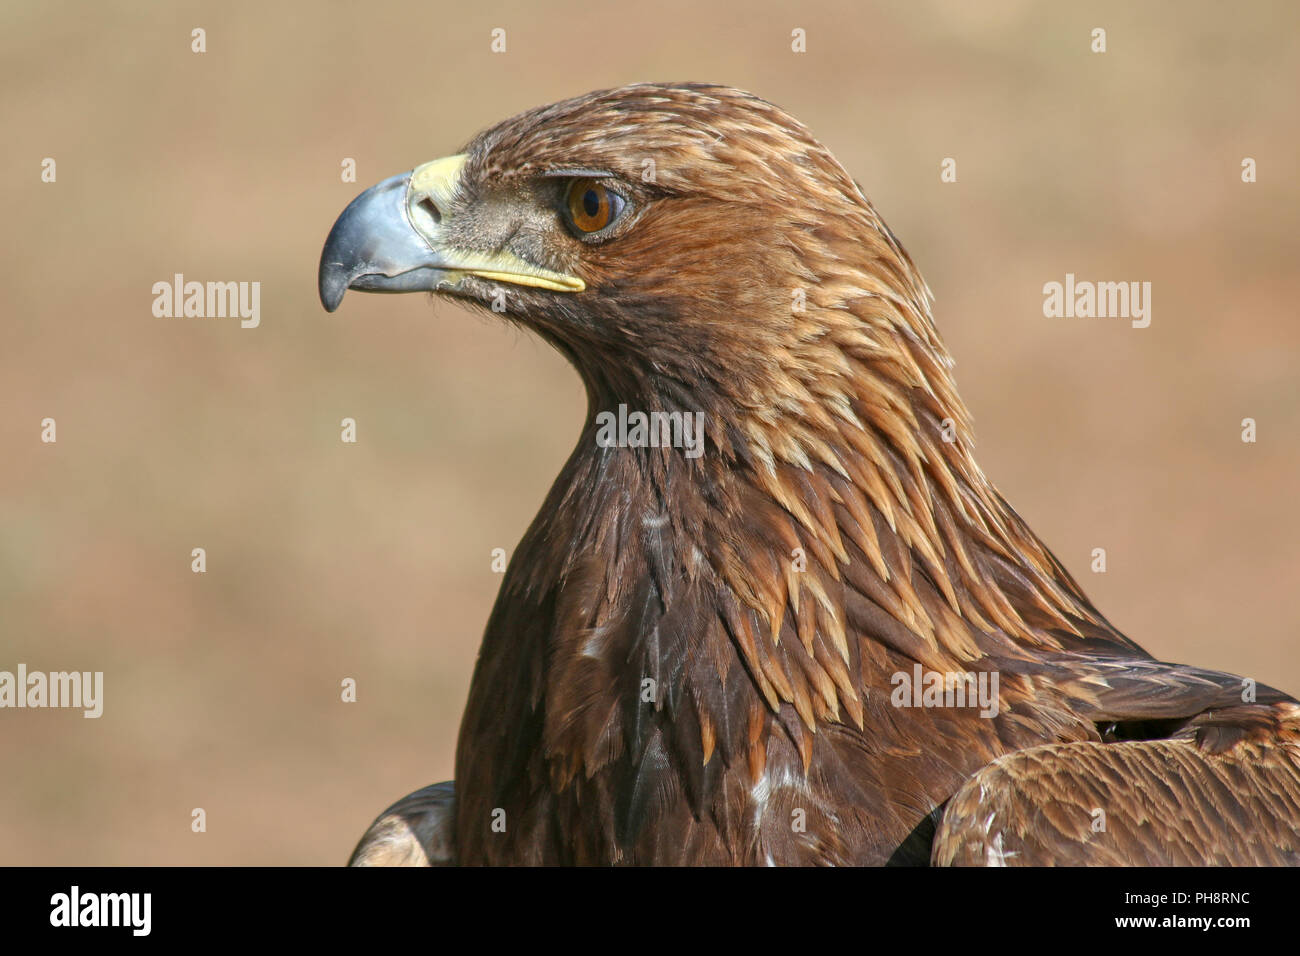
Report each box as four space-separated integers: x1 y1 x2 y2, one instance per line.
2 0 1297 864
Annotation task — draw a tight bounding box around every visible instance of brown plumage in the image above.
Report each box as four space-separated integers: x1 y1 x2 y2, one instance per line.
327 83 1300 866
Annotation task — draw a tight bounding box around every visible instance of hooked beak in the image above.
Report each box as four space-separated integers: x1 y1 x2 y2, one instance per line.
318 154 584 312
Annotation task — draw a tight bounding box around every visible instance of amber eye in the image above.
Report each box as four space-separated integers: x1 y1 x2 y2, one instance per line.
564 179 626 236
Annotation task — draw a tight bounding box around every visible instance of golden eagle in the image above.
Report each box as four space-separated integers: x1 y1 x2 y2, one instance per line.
320 83 1300 866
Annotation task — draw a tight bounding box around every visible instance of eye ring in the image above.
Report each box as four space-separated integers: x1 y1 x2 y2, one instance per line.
563 178 627 238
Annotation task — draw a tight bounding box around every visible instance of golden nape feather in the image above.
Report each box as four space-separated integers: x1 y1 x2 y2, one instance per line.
321 83 1300 866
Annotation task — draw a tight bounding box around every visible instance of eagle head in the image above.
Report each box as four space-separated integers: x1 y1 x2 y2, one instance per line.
319 82 942 421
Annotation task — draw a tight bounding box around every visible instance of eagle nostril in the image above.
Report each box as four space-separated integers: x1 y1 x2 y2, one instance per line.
414 196 442 228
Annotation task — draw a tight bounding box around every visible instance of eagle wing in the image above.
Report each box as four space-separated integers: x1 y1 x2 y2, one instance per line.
348 782 456 867
933 701 1300 865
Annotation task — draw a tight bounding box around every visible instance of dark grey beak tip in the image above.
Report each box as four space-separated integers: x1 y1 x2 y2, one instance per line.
318 261 347 313
318 200 360 313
